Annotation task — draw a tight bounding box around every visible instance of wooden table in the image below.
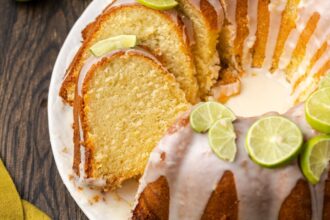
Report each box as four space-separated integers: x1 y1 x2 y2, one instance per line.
0 0 92 219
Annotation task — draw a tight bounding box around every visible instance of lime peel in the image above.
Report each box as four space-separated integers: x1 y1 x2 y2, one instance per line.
90 35 137 57
136 0 178 10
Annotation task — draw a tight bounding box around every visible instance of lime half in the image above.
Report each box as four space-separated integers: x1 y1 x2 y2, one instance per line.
190 102 236 133
305 87 330 133
320 73 330 89
90 35 137 57
136 0 178 10
300 135 330 184
246 116 303 168
208 119 237 162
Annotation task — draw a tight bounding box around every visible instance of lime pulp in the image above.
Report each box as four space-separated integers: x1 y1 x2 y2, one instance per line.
319 73 330 89
246 116 303 168
190 102 236 133
305 87 330 133
208 119 237 162
300 135 330 184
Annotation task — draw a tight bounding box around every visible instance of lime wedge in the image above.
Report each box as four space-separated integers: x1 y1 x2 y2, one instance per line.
246 116 303 168
320 73 330 89
300 135 330 184
305 87 330 133
190 102 236 133
136 0 178 10
90 35 137 57
208 119 237 162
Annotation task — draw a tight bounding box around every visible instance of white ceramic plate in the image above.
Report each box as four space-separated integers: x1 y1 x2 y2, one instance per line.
48 0 138 219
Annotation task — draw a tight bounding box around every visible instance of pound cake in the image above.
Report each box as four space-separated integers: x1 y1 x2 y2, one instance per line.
57 0 330 218
177 0 223 98
60 0 199 104
133 104 330 219
73 49 190 190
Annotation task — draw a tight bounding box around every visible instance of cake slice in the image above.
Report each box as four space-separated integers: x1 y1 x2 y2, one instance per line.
177 0 224 98
74 49 190 190
60 0 199 105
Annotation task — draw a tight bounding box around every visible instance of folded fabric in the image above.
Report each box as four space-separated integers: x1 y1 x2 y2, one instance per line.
22 200 50 220
0 159 50 220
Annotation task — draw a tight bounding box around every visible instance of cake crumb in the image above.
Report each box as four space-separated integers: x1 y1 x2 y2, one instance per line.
62 147 69 154
160 152 166 161
93 195 100 203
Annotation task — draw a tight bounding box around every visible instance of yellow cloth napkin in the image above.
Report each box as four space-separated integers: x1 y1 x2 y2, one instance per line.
0 159 50 220
22 200 50 220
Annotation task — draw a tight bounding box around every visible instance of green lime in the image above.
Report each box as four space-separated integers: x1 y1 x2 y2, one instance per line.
190 102 236 133
90 35 137 57
305 87 330 133
320 73 330 89
208 119 237 162
136 0 178 10
246 116 303 168
300 135 330 184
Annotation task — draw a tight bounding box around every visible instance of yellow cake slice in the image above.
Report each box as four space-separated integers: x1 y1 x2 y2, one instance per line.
60 0 198 105
177 0 224 98
74 49 190 190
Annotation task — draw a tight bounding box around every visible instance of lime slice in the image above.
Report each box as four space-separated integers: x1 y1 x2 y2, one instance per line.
190 102 236 133
208 119 237 162
90 35 137 57
320 73 330 89
136 0 178 10
246 116 303 168
305 87 330 133
300 135 330 184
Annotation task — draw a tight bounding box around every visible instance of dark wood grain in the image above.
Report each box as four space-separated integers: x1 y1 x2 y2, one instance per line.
0 0 91 219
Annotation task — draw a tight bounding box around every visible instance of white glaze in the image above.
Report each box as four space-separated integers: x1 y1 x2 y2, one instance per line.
226 69 292 117
136 104 326 220
241 0 258 70
263 0 287 70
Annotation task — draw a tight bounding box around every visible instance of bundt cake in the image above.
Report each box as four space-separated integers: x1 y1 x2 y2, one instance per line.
57 0 330 218
133 104 330 219
73 49 190 190
60 0 199 104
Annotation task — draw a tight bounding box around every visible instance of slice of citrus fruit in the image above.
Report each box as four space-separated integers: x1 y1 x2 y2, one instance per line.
246 116 303 168
208 119 237 162
320 73 330 89
305 87 330 133
190 102 236 133
90 35 137 57
136 0 178 10
300 135 330 184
